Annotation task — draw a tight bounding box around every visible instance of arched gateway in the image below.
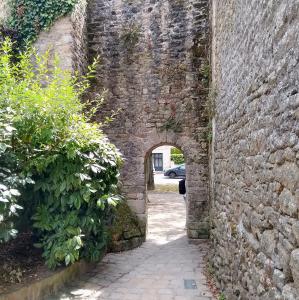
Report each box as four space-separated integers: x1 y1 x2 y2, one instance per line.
87 0 210 238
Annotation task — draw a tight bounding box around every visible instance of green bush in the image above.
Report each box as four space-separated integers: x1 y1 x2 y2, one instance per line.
0 39 122 269
170 148 184 164
170 147 182 155
171 154 184 165
0 106 30 242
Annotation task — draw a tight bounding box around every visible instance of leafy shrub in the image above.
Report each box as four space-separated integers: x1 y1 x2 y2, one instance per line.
171 154 184 165
0 40 33 241
170 147 184 164
0 39 122 268
171 147 183 155
8 0 78 44
0 106 24 242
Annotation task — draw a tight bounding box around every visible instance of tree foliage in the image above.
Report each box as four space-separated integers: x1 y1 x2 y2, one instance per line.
0 39 122 269
171 147 182 155
171 154 185 165
170 148 184 165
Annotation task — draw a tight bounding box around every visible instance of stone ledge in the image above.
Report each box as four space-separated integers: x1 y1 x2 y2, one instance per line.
0 260 95 300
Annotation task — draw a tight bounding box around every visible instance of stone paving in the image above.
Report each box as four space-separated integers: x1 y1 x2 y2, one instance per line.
48 192 214 300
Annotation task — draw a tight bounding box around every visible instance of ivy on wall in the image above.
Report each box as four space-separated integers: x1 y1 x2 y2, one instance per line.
8 0 78 44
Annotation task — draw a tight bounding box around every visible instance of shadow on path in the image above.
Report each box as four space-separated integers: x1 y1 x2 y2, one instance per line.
47 192 214 300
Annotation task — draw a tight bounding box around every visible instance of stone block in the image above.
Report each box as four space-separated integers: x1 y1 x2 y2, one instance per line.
277 242 292 279
244 230 260 252
273 269 287 291
127 199 146 215
292 222 299 246
282 283 299 300
290 249 299 289
264 287 283 300
279 189 298 218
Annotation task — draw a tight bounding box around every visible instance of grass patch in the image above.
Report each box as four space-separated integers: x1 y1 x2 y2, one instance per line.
154 184 178 193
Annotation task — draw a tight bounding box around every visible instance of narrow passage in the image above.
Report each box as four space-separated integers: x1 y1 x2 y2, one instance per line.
49 192 214 300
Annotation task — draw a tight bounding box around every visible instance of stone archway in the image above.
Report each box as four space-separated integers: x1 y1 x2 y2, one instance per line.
99 128 209 239
87 0 210 238
143 137 209 239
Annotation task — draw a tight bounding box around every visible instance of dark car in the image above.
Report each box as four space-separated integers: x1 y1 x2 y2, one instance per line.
164 164 185 178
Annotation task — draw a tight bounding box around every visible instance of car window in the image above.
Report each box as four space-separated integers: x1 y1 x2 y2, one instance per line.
180 165 185 170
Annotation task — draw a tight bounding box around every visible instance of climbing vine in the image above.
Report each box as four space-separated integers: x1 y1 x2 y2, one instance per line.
8 0 78 44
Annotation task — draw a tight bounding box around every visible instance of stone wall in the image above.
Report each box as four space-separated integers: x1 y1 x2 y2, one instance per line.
0 0 10 25
35 0 88 73
211 1 299 299
87 0 210 238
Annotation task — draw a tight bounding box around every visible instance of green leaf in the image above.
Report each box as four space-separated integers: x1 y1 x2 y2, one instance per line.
0 197 9 203
107 196 118 207
97 199 105 210
0 184 8 191
5 125 16 132
74 197 81 210
9 189 21 196
65 254 71 266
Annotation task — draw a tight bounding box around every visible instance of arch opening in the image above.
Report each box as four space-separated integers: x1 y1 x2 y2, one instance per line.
144 143 188 242
145 144 185 192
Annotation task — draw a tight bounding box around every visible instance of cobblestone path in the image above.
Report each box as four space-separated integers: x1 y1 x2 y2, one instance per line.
48 192 214 300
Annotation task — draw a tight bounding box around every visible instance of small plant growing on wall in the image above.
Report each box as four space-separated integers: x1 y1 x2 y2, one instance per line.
158 101 183 133
159 115 182 133
159 62 187 80
199 62 210 87
120 24 141 50
218 293 226 300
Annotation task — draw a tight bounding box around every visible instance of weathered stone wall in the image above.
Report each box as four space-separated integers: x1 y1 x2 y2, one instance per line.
211 1 299 299
35 0 88 73
71 0 88 75
0 0 10 25
87 0 210 238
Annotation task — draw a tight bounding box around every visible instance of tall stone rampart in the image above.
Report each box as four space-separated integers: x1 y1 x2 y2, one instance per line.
211 1 299 298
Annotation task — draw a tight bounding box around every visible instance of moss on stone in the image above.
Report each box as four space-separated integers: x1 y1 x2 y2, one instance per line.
107 201 145 252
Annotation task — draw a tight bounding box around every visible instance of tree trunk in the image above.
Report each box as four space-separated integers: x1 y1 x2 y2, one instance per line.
145 154 155 191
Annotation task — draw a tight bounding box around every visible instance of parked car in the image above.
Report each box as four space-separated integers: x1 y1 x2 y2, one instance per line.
164 164 185 178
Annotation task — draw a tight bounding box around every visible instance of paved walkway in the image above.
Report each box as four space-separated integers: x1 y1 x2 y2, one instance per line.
48 192 214 300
